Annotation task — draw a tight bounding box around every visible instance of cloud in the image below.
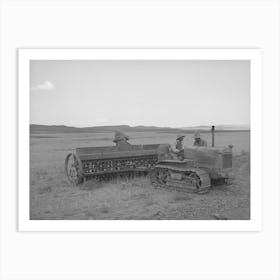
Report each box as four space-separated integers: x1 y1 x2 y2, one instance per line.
31 80 55 91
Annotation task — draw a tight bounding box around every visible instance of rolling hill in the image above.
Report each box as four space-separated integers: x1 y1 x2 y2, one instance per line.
30 124 250 134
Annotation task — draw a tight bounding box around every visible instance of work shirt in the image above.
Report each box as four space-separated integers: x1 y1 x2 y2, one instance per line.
171 139 185 160
176 140 183 151
172 139 184 152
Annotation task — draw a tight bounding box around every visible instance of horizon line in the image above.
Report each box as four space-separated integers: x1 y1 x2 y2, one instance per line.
30 123 251 129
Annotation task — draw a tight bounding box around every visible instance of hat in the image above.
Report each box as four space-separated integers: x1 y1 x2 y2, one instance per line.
176 134 185 140
113 130 129 143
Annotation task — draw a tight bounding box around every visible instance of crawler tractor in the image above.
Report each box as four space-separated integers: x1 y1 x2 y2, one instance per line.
150 126 233 193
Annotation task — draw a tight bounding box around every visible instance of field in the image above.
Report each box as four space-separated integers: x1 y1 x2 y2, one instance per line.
30 131 250 220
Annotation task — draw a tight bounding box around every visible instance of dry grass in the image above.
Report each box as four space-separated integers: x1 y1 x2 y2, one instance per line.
38 185 53 195
30 131 250 220
172 193 192 202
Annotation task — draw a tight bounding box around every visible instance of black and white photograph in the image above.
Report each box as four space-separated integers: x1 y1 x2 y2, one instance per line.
2 1 279 279
28 56 251 221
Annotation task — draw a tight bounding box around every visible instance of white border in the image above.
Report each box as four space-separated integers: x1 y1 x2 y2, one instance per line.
18 48 262 232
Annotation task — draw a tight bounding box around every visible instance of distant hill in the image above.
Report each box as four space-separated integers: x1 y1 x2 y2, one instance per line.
30 124 250 134
181 124 250 131
30 124 187 134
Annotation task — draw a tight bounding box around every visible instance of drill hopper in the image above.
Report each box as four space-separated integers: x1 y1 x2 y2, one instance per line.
65 143 160 186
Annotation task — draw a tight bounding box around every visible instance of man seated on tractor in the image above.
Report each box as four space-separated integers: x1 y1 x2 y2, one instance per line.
156 134 185 161
193 131 207 147
172 134 185 160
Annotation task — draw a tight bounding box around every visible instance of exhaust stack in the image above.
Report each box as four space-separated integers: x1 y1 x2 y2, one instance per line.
211 126 215 147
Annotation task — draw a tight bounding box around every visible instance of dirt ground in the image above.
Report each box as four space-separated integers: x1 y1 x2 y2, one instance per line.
30 132 250 220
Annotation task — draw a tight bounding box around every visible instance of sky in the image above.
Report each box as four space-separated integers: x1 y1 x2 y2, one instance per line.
30 60 250 128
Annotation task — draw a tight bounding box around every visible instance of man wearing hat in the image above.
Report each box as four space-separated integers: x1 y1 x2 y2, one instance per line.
113 130 131 150
113 130 130 143
172 134 185 160
193 131 207 147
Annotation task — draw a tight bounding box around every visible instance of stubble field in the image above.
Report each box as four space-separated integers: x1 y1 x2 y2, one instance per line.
30 131 250 220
